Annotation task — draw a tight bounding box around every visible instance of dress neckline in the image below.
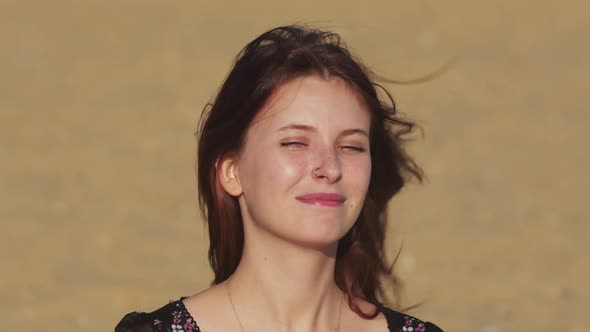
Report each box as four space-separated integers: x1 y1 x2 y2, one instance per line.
176 296 202 332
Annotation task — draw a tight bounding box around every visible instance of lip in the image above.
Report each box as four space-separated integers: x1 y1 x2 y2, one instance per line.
295 193 346 207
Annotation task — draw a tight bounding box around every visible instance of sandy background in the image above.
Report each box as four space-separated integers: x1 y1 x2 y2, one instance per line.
1 1 588 331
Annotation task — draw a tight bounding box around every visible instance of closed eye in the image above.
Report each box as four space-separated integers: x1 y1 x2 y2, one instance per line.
281 142 307 148
281 142 366 152
339 146 366 152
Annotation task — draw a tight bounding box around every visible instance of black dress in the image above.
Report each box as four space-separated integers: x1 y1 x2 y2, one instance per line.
115 297 444 332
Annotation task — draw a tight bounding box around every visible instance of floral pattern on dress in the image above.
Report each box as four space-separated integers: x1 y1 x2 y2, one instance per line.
152 319 164 332
166 302 200 332
402 315 427 332
116 297 442 332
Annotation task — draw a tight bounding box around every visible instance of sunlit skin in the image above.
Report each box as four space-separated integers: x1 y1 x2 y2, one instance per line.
183 75 387 332
232 75 372 249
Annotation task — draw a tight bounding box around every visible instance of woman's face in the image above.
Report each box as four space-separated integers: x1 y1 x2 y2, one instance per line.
228 75 372 249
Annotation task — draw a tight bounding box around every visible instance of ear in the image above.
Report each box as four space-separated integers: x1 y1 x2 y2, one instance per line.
217 155 243 197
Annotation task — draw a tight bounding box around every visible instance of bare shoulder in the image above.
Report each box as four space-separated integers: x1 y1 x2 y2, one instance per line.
341 297 388 332
182 284 235 331
343 297 444 332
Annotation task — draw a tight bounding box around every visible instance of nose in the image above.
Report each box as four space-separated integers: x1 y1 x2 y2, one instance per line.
312 147 342 183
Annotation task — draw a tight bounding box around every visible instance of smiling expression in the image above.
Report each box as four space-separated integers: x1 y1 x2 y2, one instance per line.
228 75 372 248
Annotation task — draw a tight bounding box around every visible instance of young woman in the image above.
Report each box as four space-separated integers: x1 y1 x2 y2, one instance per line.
115 25 443 332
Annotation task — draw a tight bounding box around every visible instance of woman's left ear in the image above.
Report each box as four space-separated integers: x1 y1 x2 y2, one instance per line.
217 157 243 197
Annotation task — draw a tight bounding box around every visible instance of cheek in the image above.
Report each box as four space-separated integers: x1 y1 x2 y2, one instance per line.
276 154 309 186
348 158 372 191
256 152 310 192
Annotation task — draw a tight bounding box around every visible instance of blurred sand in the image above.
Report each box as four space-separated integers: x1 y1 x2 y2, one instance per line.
1 1 588 331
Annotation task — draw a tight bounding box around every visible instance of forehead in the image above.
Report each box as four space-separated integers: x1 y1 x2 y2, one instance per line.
251 75 370 131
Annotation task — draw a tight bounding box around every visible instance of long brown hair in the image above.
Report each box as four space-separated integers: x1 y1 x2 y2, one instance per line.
197 25 423 318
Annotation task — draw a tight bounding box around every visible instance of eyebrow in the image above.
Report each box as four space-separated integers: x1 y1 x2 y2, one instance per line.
276 124 368 138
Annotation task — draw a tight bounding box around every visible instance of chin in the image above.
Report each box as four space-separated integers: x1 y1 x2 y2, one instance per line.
285 221 352 250
287 236 341 252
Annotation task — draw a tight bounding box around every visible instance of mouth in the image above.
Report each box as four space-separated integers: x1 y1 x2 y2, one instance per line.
295 193 346 207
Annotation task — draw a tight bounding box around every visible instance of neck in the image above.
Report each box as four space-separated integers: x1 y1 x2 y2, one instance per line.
226 225 344 332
